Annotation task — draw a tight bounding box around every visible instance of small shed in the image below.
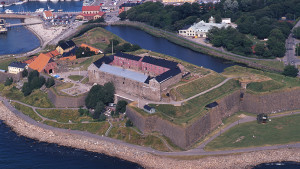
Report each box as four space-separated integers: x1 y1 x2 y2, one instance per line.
205 102 218 108
143 105 156 114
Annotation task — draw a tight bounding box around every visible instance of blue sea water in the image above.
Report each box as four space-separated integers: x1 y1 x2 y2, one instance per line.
0 120 143 169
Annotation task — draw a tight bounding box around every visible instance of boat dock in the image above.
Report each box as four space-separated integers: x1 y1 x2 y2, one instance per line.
0 19 7 34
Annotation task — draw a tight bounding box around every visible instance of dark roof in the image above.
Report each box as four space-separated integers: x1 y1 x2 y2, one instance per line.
205 102 218 108
62 47 77 57
93 55 114 68
182 25 191 30
119 2 141 8
142 56 178 69
59 40 76 50
143 105 153 111
115 52 142 61
8 62 27 68
155 67 181 83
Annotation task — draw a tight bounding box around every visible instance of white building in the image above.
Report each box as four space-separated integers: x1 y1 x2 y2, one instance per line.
178 16 232 38
8 62 27 74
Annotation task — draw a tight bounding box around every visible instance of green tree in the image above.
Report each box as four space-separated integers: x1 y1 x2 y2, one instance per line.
296 45 300 56
22 82 32 96
282 65 299 77
125 119 133 127
119 11 127 20
93 101 105 119
28 70 39 83
103 82 115 104
254 43 265 56
4 77 13 86
22 69 28 78
116 100 128 114
293 27 300 39
98 114 106 121
45 78 55 88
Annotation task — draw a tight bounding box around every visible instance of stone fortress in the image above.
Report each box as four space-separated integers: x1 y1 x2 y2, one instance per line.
88 52 183 101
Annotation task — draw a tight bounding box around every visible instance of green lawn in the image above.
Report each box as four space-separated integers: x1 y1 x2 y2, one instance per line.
12 102 43 122
1 87 53 108
44 120 109 135
36 109 93 123
68 75 84 81
223 66 300 93
205 114 300 151
175 73 226 99
150 79 240 126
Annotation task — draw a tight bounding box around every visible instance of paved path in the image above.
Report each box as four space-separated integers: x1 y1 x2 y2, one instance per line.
105 121 113 136
1 96 300 157
284 19 300 66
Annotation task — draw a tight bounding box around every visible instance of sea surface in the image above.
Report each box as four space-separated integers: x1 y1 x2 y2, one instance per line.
0 19 40 55
0 1 83 13
0 120 143 169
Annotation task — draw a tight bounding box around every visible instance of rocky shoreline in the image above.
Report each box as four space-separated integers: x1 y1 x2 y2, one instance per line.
0 101 300 169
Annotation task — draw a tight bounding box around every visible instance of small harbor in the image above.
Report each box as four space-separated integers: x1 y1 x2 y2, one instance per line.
0 19 7 33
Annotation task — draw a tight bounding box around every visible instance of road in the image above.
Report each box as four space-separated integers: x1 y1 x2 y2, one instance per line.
284 20 300 66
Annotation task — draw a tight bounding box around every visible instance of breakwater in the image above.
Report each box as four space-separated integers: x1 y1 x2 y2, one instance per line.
1 99 300 169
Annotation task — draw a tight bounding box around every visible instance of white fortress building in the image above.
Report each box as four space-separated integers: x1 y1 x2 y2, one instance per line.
178 16 232 38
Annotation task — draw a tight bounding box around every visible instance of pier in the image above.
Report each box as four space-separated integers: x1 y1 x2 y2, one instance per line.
0 19 7 33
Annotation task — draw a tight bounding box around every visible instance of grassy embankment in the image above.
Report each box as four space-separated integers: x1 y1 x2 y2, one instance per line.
205 113 300 151
11 102 43 122
147 79 240 127
1 85 53 108
110 22 285 72
36 109 93 123
223 66 300 93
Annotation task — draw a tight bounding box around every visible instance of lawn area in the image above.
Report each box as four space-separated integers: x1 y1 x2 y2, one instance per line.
150 79 240 126
1 86 53 108
12 102 43 122
36 109 93 123
174 73 226 99
223 66 300 93
108 122 170 152
44 120 109 135
68 75 84 81
73 27 126 50
81 77 89 84
205 114 300 151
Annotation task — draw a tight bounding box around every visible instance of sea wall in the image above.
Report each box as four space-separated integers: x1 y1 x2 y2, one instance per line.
1 101 300 169
47 89 86 108
127 89 300 148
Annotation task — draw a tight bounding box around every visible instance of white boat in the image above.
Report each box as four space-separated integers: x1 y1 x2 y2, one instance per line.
0 4 3 8
15 1 25 5
47 5 54 12
35 8 45 13
58 9 63 12
5 9 14 14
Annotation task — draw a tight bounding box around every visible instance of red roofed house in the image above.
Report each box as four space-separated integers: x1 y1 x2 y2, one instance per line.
28 53 57 74
43 11 54 20
46 50 60 58
76 6 105 20
80 43 103 54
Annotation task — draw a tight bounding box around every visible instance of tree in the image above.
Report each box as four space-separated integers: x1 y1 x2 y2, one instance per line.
282 65 299 77
119 11 127 20
45 78 55 88
103 82 115 104
98 114 106 121
22 69 28 77
4 77 13 86
78 107 89 116
85 83 115 109
293 27 300 39
28 70 39 83
296 45 300 56
116 100 128 114
22 82 32 96
223 0 239 11
125 119 133 127
215 14 222 23
254 43 265 56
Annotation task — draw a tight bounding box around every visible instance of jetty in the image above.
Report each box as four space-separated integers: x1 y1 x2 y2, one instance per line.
0 19 7 33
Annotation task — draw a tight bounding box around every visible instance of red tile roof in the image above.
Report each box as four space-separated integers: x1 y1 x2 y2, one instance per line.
80 43 102 54
82 6 101 11
79 11 105 17
44 11 53 18
23 56 37 64
46 50 60 58
28 53 51 72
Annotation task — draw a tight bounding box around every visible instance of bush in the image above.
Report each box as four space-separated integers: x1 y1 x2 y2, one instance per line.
22 69 28 77
126 119 133 127
45 78 55 88
4 77 13 86
282 65 299 77
98 113 106 122
116 100 128 114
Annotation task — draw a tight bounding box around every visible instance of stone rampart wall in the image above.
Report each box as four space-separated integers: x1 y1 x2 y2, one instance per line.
47 89 86 108
127 89 300 149
0 72 21 82
241 89 300 114
160 73 182 91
